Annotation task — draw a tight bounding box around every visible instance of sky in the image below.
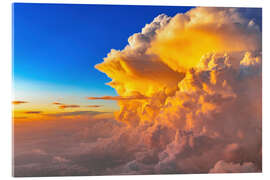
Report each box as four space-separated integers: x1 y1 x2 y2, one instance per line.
13 3 193 113
12 4 262 177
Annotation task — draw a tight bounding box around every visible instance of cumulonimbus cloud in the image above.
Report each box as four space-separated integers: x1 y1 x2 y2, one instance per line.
90 7 262 174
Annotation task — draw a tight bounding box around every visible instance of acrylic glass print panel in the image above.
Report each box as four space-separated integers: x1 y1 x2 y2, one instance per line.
12 3 262 177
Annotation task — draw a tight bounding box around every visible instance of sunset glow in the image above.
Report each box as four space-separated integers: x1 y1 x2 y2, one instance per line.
13 4 262 176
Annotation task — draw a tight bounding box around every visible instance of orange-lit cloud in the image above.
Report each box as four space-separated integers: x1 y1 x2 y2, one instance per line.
87 94 148 101
52 102 63 105
58 104 80 109
13 116 28 120
52 102 80 109
44 111 107 117
13 101 28 105
85 105 103 108
24 111 42 114
91 7 262 174
94 7 261 126
52 101 102 109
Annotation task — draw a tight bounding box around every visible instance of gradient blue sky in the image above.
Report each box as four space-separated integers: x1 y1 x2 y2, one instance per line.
13 3 194 110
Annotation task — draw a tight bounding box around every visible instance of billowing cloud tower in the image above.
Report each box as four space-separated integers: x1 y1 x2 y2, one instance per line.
91 7 262 174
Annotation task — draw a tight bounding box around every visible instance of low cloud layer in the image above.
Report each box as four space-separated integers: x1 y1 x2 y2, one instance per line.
14 7 262 176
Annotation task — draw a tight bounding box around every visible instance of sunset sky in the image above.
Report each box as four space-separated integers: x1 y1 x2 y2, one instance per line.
13 3 193 118
12 4 262 177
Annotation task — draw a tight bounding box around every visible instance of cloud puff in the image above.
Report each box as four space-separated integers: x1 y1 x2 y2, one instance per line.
209 160 258 173
13 101 28 105
32 149 48 156
52 156 70 163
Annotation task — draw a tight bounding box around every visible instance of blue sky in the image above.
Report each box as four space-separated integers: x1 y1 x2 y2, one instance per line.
13 3 193 108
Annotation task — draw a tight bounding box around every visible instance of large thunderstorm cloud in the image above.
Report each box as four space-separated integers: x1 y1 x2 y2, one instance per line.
93 7 262 174
13 7 262 176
